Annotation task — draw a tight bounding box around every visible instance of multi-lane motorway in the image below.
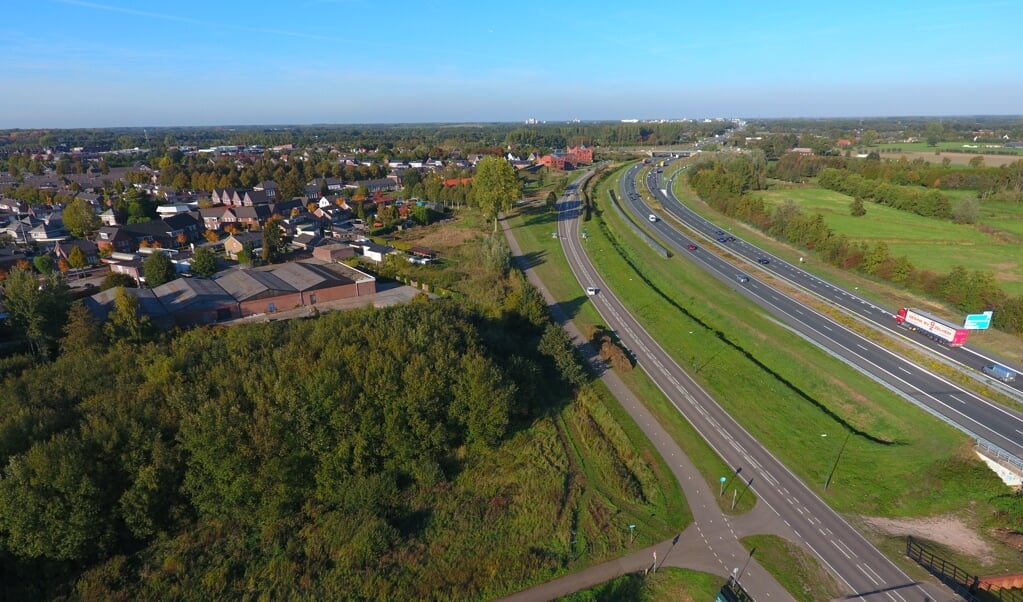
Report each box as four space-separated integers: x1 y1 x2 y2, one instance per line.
557 180 949 600
618 162 1023 465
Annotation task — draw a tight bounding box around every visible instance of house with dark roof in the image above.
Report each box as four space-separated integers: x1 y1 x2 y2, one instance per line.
30 221 68 243
54 239 99 265
0 243 28 271
223 205 272 230
95 226 136 253
344 178 396 194
254 181 279 200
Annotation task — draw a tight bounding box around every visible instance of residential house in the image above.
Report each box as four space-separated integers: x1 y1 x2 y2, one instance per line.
240 190 272 206
290 232 322 251
356 241 397 263
99 208 118 226
0 243 28 271
54 239 99 265
253 181 279 200
95 226 136 253
30 221 68 243
210 187 239 206
222 231 264 260
271 198 307 219
230 205 273 230
312 243 356 263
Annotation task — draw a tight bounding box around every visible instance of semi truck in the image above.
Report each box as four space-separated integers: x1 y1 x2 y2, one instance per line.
895 307 969 346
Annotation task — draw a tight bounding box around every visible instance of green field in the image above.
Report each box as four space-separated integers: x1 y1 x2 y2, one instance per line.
753 187 1023 296
505 163 1022 587
875 141 1023 156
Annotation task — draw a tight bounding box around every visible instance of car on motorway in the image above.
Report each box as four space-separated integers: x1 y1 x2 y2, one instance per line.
757 257 770 264
585 286 598 296
648 214 658 222
686 244 698 251
982 364 1016 382
715 229 724 235
725 236 736 242
716 236 727 243
736 274 750 284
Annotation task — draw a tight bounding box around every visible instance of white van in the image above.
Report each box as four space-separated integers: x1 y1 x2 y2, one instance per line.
982 364 1017 383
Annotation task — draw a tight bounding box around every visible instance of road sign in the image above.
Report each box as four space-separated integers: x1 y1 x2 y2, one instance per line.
963 311 993 330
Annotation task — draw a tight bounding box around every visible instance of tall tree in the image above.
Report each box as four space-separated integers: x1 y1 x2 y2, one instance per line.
261 216 289 264
63 197 101 238
473 156 521 231
190 247 217 279
33 255 55 275
143 251 175 288
67 246 88 269
2 267 72 356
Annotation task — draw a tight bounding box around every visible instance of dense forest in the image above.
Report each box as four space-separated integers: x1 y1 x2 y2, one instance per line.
0 288 611 599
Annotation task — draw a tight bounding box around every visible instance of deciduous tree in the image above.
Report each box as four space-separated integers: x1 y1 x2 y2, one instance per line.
67 246 88 269
473 156 521 231
63 197 101 237
190 247 217 279
143 251 175 288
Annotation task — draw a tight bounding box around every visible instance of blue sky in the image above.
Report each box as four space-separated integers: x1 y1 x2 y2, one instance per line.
2 0 1021 128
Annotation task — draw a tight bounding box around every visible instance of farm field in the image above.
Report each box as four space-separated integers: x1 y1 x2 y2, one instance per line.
874 141 1023 167
754 187 1023 296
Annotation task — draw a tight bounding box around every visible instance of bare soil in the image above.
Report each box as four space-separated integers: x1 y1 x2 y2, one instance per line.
862 515 995 563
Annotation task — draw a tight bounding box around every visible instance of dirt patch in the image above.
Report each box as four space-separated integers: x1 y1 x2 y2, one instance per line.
990 528 1023 553
862 515 994 563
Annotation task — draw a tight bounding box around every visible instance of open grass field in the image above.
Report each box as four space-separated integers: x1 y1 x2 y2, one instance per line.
753 186 1023 297
505 162 1023 585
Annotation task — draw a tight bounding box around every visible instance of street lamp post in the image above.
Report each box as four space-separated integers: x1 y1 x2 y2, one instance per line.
628 524 635 545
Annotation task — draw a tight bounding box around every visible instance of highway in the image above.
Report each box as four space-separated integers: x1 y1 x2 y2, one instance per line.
557 179 949 601
617 162 1023 465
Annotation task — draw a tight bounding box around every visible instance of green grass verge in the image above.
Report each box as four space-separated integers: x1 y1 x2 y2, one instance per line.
739 535 843 602
557 567 725 601
507 168 758 516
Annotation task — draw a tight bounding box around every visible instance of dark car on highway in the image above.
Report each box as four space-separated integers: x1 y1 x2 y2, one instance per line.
757 257 770 264
717 236 727 242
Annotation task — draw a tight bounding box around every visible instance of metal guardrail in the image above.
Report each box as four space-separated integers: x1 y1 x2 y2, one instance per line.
976 437 1023 474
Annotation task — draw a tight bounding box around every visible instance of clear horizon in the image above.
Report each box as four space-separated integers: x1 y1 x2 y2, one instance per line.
3 0 1021 129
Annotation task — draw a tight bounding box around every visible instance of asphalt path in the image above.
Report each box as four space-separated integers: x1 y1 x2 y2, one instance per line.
620 163 1023 465
552 174 950 600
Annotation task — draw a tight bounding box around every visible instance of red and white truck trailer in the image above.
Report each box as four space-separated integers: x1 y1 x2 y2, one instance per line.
895 307 969 346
